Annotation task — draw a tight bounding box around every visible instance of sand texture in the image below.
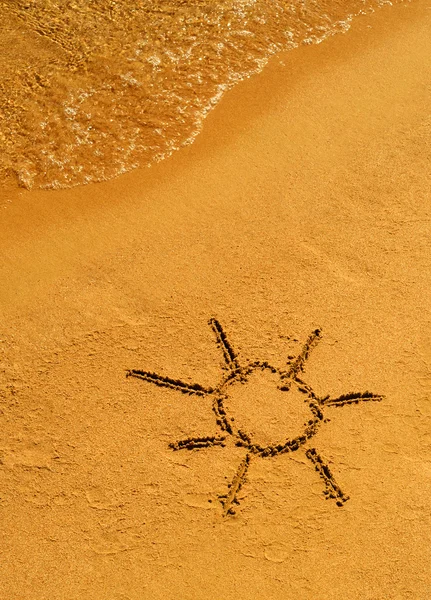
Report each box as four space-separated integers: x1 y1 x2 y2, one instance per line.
0 1 431 598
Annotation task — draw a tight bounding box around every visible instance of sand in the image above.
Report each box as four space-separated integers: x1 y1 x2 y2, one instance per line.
1 1 431 598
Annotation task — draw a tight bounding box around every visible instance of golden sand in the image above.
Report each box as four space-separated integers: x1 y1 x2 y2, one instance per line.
1 0 430 598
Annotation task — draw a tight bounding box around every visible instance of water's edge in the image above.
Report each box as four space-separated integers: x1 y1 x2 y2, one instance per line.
0 0 404 190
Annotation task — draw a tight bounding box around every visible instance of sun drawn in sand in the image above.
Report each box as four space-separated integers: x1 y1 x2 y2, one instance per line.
127 319 383 517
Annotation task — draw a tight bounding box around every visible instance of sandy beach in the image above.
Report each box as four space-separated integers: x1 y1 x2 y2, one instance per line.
1 1 431 598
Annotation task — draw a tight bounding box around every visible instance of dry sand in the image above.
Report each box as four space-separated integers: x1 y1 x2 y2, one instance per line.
1 1 431 598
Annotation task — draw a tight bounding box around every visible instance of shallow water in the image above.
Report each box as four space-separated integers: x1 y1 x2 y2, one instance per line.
0 0 403 189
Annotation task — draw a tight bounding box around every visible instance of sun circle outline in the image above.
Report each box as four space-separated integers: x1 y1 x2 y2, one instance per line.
214 361 324 457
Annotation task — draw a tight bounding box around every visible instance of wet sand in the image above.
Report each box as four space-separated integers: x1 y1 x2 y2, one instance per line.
1 1 431 598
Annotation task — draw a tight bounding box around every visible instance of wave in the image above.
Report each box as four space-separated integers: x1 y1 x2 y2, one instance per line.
0 0 403 189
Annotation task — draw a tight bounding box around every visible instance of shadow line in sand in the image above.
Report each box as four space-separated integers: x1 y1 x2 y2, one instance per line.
127 318 383 517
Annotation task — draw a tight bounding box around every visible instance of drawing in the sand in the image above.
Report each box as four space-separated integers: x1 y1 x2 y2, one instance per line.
127 318 383 517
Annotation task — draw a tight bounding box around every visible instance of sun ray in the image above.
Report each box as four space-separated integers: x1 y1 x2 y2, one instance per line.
282 328 322 383
209 317 240 371
322 391 384 408
169 435 227 451
305 448 349 506
219 453 251 517
126 369 213 396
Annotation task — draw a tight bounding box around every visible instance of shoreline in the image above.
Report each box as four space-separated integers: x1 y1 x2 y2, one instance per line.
1 0 428 321
1 0 405 191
